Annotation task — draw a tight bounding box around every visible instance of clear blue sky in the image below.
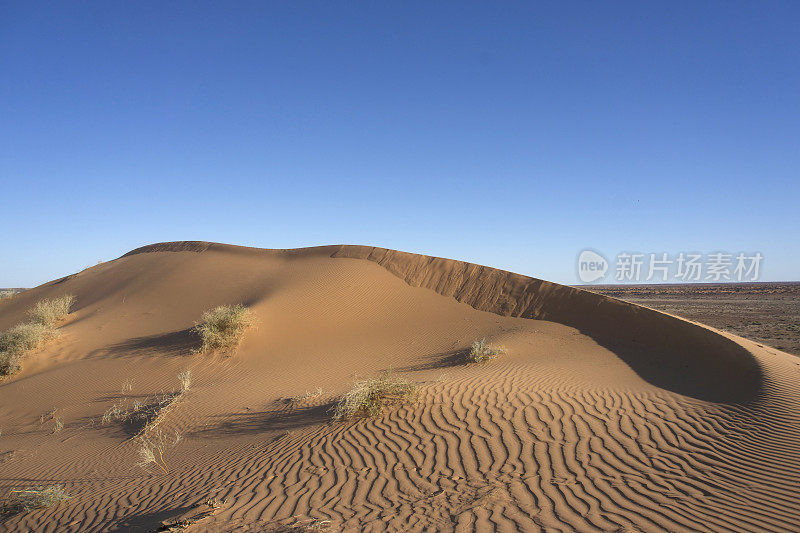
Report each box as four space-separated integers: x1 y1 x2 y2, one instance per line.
2 1 798 287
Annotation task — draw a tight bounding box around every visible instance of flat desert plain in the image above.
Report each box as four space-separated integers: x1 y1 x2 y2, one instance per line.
583 283 800 357
1 242 799 532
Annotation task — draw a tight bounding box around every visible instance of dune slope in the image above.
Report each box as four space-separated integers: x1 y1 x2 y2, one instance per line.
0 242 798 532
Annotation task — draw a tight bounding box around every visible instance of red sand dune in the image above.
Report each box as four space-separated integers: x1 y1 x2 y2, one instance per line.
1 242 798 532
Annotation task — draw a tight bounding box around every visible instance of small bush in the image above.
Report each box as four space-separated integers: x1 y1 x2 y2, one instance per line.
40 408 58 425
0 295 74 376
467 338 506 364
136 428 181 474
102 402 125 425
332 370 417 421
290 387 323 403
0 323 54 375
0 485 69 515
194 305 254 353
27 295 75 327
178 370 192 393
104 372 191 434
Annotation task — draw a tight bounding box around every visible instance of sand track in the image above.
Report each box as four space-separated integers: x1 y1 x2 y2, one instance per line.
1 242 798 532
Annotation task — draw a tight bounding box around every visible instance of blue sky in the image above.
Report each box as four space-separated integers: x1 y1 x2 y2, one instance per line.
1 1 798 286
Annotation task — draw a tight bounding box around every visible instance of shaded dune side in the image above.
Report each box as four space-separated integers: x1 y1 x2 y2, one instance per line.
122 242 761 402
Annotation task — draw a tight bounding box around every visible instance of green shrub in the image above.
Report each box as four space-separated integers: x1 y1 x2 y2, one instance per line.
194 305 254 353
467 338 506 363
332 370 417 421
0 485 69 515
27 295 75 327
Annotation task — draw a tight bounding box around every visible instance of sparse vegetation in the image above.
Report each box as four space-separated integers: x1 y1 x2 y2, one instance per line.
102 391 178 434
0 289 24 301
0 485 69 515
99 373 189 473
178 370 192 392
103 390 178 432
332 370 417 421
290 387 323 403
52 417 64 434
102 402 125 425
40 408 59 425
136 428 181 474
194 304 254 353
27 295 75 327
278 517 333 532
103 372 191 436
157 497 225 531
466 338 506 364
1 323 54 375
0 295 75 376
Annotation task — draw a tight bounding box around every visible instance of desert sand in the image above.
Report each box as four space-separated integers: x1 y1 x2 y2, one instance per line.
1 242 799 532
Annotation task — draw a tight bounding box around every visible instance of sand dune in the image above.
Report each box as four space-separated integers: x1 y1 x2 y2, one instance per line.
1 242 798 532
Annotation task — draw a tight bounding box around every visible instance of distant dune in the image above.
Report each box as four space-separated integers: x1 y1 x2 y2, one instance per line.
1 242 798 532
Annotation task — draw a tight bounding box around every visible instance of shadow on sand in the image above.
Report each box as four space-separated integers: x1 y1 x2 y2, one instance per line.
103 328 201 358
190 402 336 439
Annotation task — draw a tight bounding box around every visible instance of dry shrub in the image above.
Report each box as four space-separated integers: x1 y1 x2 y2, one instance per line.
194 305 254 353
102 402 125 425
177 369 192 393
278 517 333 532
0 485 69 515
104 372 190 435
0 295 75 376
467 338 506 364
290 387 323 403
27 295 75 327
332 370 417 421
136 428 181 474
0 323 54 375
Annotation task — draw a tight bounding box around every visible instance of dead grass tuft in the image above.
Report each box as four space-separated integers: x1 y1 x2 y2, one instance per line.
0 323 54 375
178 370 192 393
194 305 254 354
466 338 506 364
104 372 191 436
290 387 323 403
0 295 75 376
278 517 333 532
332 370 417 421
136 428 182 474
0 485 69 515
27 295 75 327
